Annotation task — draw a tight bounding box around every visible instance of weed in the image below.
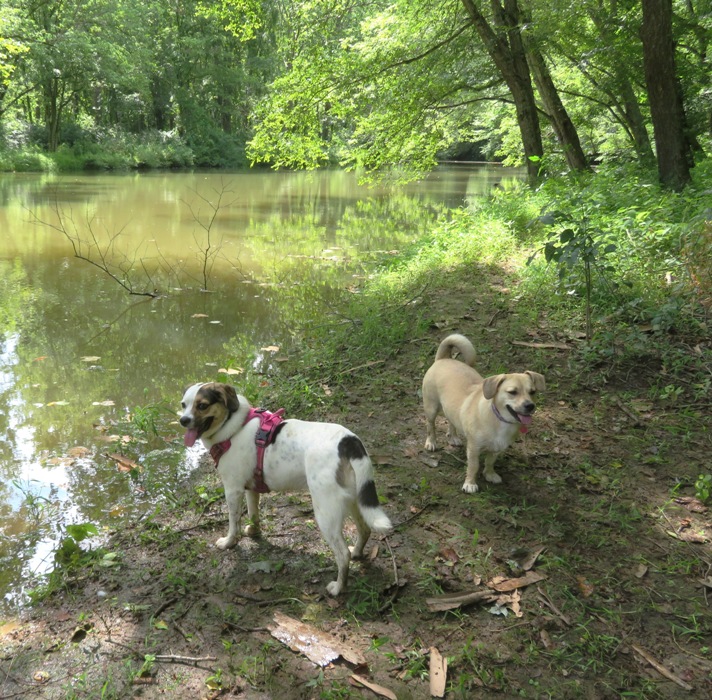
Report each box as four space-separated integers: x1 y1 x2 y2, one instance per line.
345 577 382 617
695 473 712 503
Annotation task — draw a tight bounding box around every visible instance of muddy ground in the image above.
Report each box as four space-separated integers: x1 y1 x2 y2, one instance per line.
1 269 711 699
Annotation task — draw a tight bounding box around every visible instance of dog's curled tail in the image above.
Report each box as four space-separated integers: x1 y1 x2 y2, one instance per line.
435 333 476 366
339 435 392 533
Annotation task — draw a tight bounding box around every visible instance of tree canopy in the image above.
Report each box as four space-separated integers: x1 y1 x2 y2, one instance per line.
0 0 710 186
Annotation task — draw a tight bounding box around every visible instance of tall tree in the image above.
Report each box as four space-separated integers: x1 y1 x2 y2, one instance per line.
460 0 543 181
640 0 692 189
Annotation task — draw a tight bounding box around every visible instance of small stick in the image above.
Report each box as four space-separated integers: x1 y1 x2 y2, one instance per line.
536 587 570 626
631 644 693 691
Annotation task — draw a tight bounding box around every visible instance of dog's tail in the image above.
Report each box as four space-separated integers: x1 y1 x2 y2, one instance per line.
339 435 392 533
435 333 476 366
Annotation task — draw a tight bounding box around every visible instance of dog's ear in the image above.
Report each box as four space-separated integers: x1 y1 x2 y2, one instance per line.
482 374 506 400
525 371 546 392
222 384 240 413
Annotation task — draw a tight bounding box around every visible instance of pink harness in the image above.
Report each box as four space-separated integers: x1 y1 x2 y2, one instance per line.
209 407 286 493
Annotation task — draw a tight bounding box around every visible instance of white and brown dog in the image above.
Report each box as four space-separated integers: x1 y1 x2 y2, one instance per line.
422 334 545 493
179 382 392 596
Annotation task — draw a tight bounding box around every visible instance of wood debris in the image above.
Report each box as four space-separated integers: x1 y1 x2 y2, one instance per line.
269 611 365 667
429 647 447 697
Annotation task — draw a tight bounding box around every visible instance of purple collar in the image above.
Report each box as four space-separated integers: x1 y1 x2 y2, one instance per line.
491 403 528 434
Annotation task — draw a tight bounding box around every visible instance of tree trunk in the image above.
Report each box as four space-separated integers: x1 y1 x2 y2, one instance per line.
460 0 543 183
44 77 61 152
525 44 591 172
619 77 655 164
640 0 691 190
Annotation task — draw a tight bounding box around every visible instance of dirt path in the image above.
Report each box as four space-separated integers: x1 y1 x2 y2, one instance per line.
2 270 711 699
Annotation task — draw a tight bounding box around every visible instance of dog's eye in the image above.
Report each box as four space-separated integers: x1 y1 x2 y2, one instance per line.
181 402 185 409
197 402 209 410
507 389 518 396
530 389 537 395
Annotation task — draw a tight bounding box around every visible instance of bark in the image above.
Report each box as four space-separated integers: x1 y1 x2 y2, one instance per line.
640 0 692 190
460 0 543 182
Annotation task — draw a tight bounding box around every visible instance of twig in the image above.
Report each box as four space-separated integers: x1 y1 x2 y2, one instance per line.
612 396 642 426
338 359 385 375
153 597 179 619
153 654 217 665
631 644 693 691
394 502 432 530
234 593 306 607
378 537 402 614
224 621 271 634
536 587 570 626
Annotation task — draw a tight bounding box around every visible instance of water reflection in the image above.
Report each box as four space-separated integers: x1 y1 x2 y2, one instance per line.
0 165 520 610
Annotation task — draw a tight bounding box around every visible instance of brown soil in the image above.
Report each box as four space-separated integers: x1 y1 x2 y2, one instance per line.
2 271 711 700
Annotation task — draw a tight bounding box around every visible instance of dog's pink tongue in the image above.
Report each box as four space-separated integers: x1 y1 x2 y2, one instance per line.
519 414 533 425
184 429 199 447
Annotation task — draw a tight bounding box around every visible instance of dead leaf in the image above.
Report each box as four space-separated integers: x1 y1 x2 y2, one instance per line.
191 313 209 318
438 546 459 564
321 384 332 396
261 345 279 352
634 564 648 579
33 356 48 362
519 546 546 571
92 400 115 407
350 674 397 700
67 446 90 458
429 647 447 698
487 571 546 592
105 453 142 473
80 356 101 362
269 611 366 667
425 590 497 612
674 496 708 513
46 456 75 467
575 575 595 598
218 367 243 375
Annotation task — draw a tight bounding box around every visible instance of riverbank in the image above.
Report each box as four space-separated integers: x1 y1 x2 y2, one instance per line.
1 168 711 699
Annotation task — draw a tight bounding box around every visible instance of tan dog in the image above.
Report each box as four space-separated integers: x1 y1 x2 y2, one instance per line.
422 334 545 493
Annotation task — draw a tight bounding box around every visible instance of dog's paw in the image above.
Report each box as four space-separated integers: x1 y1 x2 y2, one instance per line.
326 581 343 597
243 523 260 538
424 438 437 451
484 471 502 484
215 536 237 550
462 481 479 494
447 435 463 447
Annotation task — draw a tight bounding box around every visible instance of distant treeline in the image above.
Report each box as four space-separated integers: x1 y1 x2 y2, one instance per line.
0 1 710 187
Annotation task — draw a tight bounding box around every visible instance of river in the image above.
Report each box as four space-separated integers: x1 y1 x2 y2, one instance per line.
0 164 520 611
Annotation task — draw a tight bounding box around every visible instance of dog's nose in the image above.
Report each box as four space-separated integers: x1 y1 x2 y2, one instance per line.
523 401 535 414
179 415 191 427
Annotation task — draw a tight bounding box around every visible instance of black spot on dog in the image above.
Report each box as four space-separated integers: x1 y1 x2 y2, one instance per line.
271 421 287 444
358 480 380 509
338 435 367 461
